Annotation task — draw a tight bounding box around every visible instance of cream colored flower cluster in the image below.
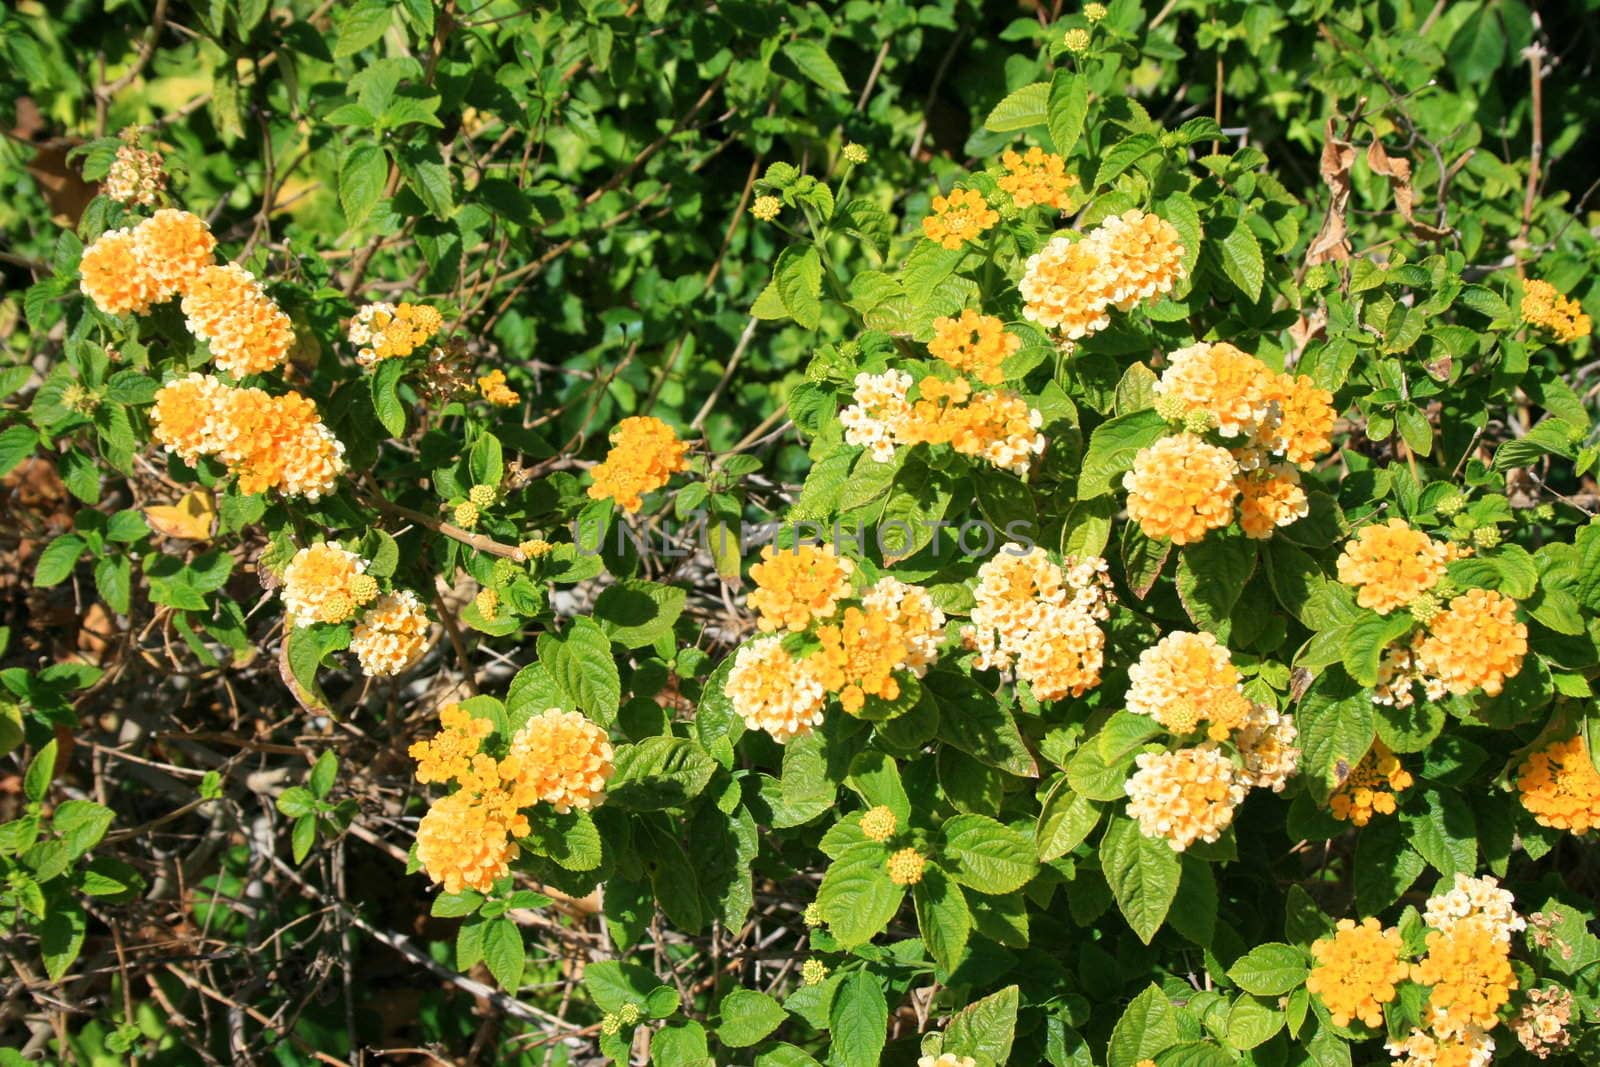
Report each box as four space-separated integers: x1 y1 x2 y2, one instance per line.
1124 743 1250 851
350 590 430 677
104 127 167 207
1364 584 1529 706
348 301 445 368
280 542 380 627
840 370 1045 476
1019 209 1186 339
961 546 1114 702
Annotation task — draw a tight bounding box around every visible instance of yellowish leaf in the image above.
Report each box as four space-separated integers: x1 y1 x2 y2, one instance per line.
144 490 216 541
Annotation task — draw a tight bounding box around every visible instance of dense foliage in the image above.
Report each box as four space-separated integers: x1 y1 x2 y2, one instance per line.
4 0 1600 1064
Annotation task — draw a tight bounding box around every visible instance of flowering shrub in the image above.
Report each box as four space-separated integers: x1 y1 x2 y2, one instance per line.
5 0 1600 1063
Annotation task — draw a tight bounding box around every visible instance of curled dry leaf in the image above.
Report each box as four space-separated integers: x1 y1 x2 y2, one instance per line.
1305 117 1355 265
1366 140 1454 241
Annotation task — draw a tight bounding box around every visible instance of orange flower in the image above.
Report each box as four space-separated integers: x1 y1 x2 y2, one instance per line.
281 542 378 626
586 415 690 513
350 590 430 676
79 228 153 316
150 373 229 463
409 703 495 786
1094 209 1187 309
414 787 527 894
504 708 614 813
962 548 1113 702
1329 739 1413 825
1155 341 1275 440
477 369 519 406
1263 372 1336 468
1414 588 1527 696
814 605 910 713
1123 433 1240 544
726 636 827 743
747 543 854 633
921 187 998 250
1125 630 1253 739
181 264 294 377
1516 735 1600 833
1335 518 1449 614
349 301 444 367
928 309 1019 385
1124 743 1247 851
1236 466 1308 539
1412 915 1518 1036
133 209 217 302
1019 235 1116 338
1522 278 1591 343
997 146 1077 211
1306 917 1411 1028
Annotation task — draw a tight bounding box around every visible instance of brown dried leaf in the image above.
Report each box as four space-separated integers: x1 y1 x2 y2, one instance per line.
1366 140 1454 241
1306 117 1355 265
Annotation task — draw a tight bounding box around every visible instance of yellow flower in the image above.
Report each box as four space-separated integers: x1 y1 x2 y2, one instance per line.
918 1056 977 1067
1386 1026 1496 1067
801 958 830 985
348 301 444 367
1414 588 1527 697
409 702 495 786
79 228 153 316
921 187 998 250
477 369 520 406
1234 702 1300 792
504 708 615 813
164 376 346 498
350 590 430 676
861 577 946 676
468 484 497 509
474 588 499 619
1521 278 1591 343
1155 342 1276 440
1263 372 1336 468
281 542 378 627
747 543 855 633
1124 743 1248 851
150 373 229 463
897 383 1046 476
1412 914 1518 1036
1062 27 1090 53
415 787 527 894
815 605 911 713
1094 209 1187 309
860 805 898 843
1123 433 1240 545
726 636 827 743
1019 235 1117 338
181 264 295 378
997 147 1078 211
1084 2 1107 21
842 143 868 165
1236 466 1308 539
586 415 691 513
928 309 1019 384
1306 917 1411 1028
133 209 217 303
1329 739 1413 826
1335 518 1450 614
1516 735 1600 834
1125 630 1253 740
752 195 782 221
886 847 925 885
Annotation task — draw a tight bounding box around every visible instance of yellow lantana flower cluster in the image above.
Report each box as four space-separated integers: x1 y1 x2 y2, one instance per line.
747 543 855 633
996 146 1078 211
1336 518 1451 615
1123 743 1249 851
350 590 430 677
840 370 1045 476
1521 279 1591 343
280 542 379 627
150 373 346 499
411 704 613 893
586 415 691 513
1385 1027 1495 1067
1515 735 1600 833
348 301 445 368
922 187 998 249
1306 917 1411 1028
182 263 296 377
928 309 1020 385
1329 739 1414 825
1123 432 1240 545
476 369 520 406
725 636 827 744
79 208 218 317
1019 209 1186 338
1125 630 1253 740
1414 588 1528 697
961 547 1114 703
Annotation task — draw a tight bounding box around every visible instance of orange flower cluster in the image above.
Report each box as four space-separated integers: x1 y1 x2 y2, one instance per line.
348 301 445 368
1234 702 1300 793
1386 1027 1495 1067
280 542 379 627
180 263 294 377
815 605 914 713
840 371 1045 476
1414 588 1528 697
928 309 1019 385
1413 915 1519 1037
1236 467 1310 539
725 636 827 743
1329 739 1414 825
150 374 346 499
996 146 1077 211
586 415 690 513
477 369 520 406
411 703 613 892
1516 735 1600 833
747 543 855 633
922 187 998 249
1126 630 1254 739
962 547 1114 703
1124 743 1249 851
79 208 218 316
350 590 430 677
1336 518 1451 614
1306 918 1411 1028
1522 279 1591 343
1019 209 1185 338
1123 433 1239 544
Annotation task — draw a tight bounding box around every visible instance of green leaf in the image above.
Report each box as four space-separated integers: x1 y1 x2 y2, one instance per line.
1175 532 1256 637
309 750 338 799
396 141 454 218
609 736 716 810
1295 671 1375 803
1036 777 1102 861
1227 943 1308 996
1101 816 1180 944
538 618 620 722
0 425 39 477
585 960 660 1012
339 141 388 229
943 984 1019 1063
1078 410 1167 498
1218 218 1265 301
829 972 887 1067
94 555 131 615
333 0 392 58
932 671 1037 776
942 814 1037 894
817 841 903 948
430 890 483 918
1341 611 1416 687
468 433 503 487
52 800 113 859
717 989 787 1048
481 917 525 991
775 244 824 331
34 534 85 587
1402 787 1476 879
371 356 407 437
24 740 57 803
276 786 316 819
1094 133 1160 190
1047 70 1089 159
40 893 87 981
649 1022 712 1065
594 580 686 648
291 814 316 863
780 39 849 95
913 866 972 972
985 81 1049 132
1107 983 1178 1067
